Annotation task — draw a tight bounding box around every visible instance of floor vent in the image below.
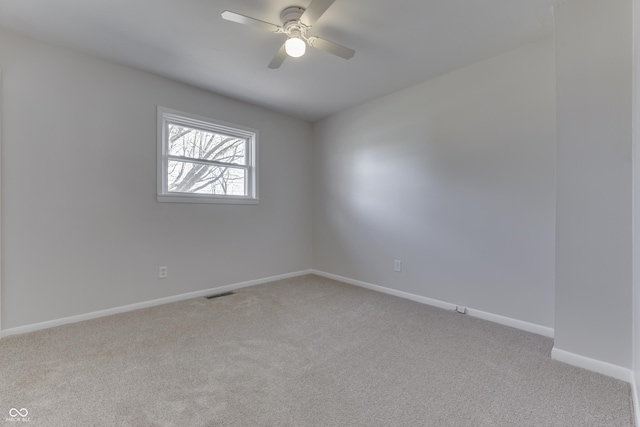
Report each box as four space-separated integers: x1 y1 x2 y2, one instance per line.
204 291 236 300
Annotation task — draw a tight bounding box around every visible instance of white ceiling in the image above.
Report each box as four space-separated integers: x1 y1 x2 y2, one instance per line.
0 0 556 121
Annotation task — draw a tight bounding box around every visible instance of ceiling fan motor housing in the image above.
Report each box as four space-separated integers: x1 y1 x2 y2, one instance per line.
281 6 306 34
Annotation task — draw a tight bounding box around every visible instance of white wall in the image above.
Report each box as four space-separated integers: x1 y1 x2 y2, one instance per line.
0 28 313 330
312 39 556 328
633 0 640 399
554 0 633 370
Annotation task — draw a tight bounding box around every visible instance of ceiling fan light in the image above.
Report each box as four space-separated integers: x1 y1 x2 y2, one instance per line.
285 37 306 58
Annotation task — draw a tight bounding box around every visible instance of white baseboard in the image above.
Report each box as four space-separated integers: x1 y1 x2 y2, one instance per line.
469 307 554 338
312 270 458 311
551 347 632 383
631 374 640 426
311 270 554 338
0 270 314 338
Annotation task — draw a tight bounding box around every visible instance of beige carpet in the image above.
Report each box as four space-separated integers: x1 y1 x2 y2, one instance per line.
0 274 634 426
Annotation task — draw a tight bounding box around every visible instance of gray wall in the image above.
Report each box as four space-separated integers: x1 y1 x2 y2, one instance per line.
312 39 556 328
0 29 313 329
634 0 640 392
554 0 633 369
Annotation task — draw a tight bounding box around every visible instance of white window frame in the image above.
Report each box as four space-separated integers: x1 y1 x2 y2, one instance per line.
157 106 259 204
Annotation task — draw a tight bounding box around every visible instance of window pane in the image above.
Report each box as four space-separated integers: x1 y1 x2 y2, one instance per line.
168 160 246 196
167 123 246 165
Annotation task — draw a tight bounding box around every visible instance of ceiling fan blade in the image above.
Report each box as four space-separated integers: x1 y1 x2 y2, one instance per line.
221 11 281 33
300 0 336 27
309 37 355 60
268 44 288 69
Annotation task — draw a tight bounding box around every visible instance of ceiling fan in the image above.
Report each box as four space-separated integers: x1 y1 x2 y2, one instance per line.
221 0 355 69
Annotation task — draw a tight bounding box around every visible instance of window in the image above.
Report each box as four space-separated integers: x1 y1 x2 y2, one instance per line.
157 107 258 204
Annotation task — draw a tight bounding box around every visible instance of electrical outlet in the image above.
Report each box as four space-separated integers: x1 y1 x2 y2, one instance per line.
394 260 402 272
455 306 467 314
159 266 168 279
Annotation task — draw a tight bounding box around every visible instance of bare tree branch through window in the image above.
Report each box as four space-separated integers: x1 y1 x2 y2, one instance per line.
158 107 258 204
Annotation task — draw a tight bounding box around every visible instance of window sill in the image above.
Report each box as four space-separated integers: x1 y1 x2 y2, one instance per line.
157 194 259 205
